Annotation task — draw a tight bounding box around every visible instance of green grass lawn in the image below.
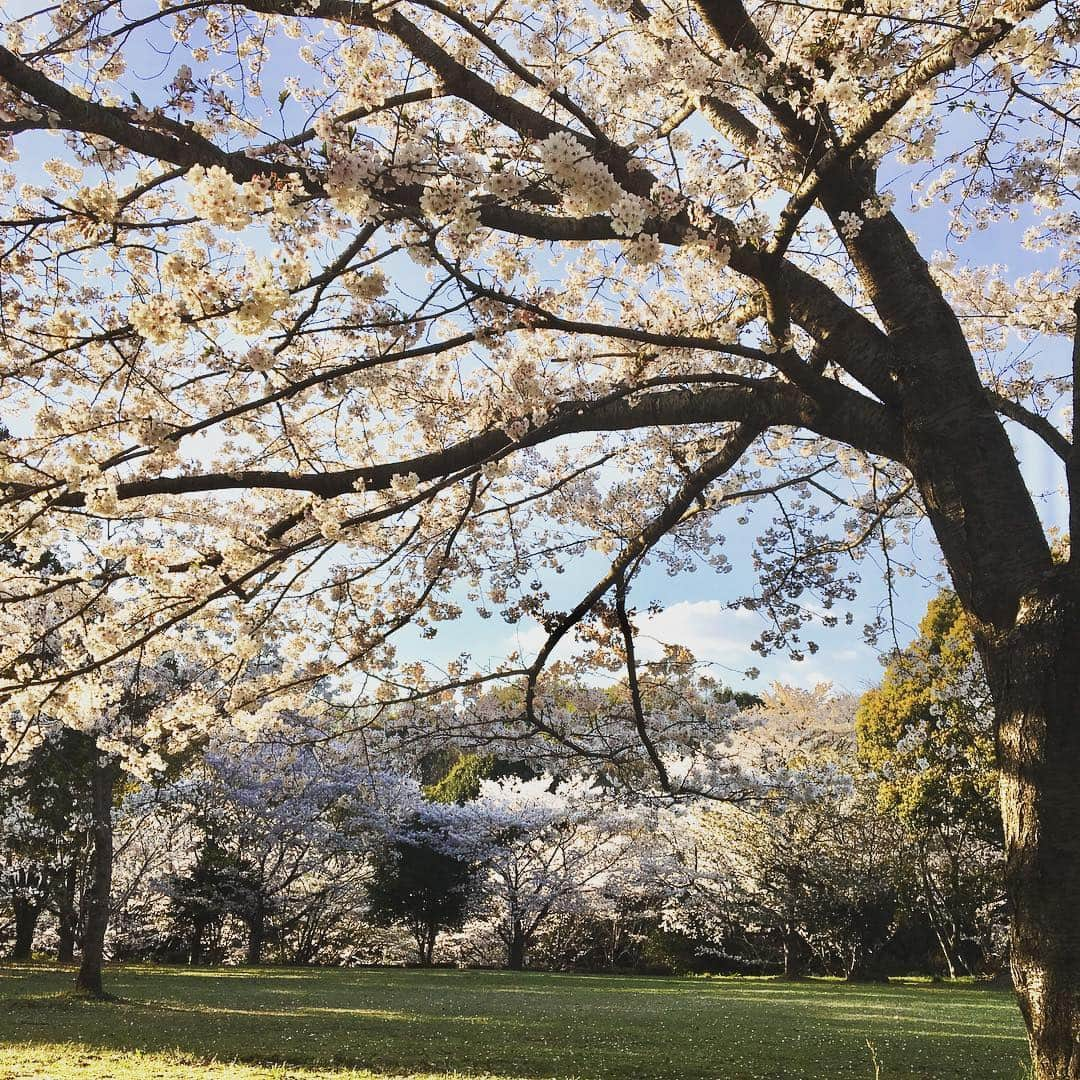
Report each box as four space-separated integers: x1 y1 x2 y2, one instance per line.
0 963 1028 1080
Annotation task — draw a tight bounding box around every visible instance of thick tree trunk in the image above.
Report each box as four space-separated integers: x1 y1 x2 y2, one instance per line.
981 574 1080 1080
507 922 526 971
830 187 1072 1074
781 925 809 978
11 898 41 960
74 758 115 998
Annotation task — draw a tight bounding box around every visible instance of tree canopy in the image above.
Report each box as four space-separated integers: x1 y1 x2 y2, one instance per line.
857 591 998 842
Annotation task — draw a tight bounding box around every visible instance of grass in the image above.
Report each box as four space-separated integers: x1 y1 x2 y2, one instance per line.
0 962 1029 1079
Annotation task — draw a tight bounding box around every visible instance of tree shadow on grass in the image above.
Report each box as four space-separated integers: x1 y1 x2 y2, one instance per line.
0 965 1029 1080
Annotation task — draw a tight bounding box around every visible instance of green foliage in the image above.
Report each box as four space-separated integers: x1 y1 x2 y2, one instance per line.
2 731 96 854
638 927 715 975
424 754 496 804
715 685 765 710
365 829 472 962
0 963 1029 1079
856 592 1004 977
424 753 534 805
856 591 999 842
0 729 97 952
164 835 264 964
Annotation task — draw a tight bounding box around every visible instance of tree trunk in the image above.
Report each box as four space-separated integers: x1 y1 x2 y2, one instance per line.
826 164 1072 1077
781 924 809 978
57 863 79 964
74 757 115 998
507 921 526 971
933 926 959 981
190 924 205 966
981 573 1080 1079
918 852 960 979
245 909 265 966
11 897 41 961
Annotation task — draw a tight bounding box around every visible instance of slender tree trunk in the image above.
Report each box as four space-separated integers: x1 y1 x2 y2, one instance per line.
981 574 1080 1080
245 909 265 966
57 863 79 963
74 757 115 998
921 859 961 979
11 898 41 961
782 933 794 978
933 926 959 981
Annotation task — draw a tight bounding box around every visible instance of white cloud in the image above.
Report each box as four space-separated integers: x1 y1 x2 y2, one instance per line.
503 599 879 692
507 599 758 675
634 600 754 668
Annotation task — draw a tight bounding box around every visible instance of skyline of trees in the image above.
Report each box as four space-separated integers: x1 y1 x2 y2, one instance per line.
1 659 1005 986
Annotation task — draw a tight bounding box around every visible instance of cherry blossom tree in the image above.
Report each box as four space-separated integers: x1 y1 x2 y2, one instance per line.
444 775 643 969
160 737 372 964
655 685 861 974
0 0 1078 1070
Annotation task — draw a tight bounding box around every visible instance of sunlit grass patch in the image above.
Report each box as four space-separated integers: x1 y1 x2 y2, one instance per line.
0 1044 509 1080
0 963 1029 1079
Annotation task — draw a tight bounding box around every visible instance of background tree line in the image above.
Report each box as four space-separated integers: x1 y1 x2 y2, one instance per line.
1 592 1004 982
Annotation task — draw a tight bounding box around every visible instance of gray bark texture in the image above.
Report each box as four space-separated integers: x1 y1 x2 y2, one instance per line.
74 759 116 998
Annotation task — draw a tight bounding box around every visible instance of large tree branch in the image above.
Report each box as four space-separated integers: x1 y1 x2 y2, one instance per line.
1068 295 1080 553
6 378 903 511
0 45 287 183
461 201 900 404
691 0 823 156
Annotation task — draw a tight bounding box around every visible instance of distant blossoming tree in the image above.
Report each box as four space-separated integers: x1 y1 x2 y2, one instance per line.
441 775 644 970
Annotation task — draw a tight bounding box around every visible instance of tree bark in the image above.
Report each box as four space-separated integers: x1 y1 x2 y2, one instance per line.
980 572 1080 1080
11 897 41 961
245 908 265 966
507 921 526 971
74 757 116 998
57 863 79 964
